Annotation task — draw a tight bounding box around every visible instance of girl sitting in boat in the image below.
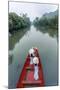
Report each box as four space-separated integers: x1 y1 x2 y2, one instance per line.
29 48 39 80
29 47 38 64
33 57 39 80
29 48 35 64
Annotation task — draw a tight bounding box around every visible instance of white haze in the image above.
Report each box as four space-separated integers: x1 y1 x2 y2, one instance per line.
9 2 58 21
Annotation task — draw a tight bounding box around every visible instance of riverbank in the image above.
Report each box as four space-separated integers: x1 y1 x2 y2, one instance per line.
9 12 31 34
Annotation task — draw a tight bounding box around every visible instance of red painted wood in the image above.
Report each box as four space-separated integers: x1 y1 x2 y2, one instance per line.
27 71 34 81
16 48 44 88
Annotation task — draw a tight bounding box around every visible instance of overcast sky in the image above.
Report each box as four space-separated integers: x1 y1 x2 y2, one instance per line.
9 2 58 21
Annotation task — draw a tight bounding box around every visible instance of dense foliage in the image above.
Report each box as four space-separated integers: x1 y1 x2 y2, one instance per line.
33 11 58 30
9 12 31 33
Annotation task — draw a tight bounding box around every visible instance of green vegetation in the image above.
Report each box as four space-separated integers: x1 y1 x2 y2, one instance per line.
9 12 31 33
9 27 30 50
33 10 58 30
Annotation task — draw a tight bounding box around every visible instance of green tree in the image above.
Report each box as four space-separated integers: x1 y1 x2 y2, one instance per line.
9 12 31 33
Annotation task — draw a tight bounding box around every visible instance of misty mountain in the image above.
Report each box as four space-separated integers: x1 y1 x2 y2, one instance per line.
41 9 58 19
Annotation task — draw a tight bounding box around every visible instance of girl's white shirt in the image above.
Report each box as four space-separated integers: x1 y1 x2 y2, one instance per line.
34 65 39 80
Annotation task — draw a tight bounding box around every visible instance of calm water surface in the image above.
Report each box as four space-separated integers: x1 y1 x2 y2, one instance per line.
9 26 58 88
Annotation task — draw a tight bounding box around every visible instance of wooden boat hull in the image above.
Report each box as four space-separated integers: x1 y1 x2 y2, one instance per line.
16 48 44 88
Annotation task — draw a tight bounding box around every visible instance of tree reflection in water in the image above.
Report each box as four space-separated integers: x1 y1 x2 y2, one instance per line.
35 26 58 39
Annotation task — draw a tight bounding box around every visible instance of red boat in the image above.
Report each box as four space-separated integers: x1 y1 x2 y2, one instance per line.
16 48 44 88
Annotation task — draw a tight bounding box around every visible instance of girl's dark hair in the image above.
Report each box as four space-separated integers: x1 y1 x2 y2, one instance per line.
31 54 34 57
35 64 37 66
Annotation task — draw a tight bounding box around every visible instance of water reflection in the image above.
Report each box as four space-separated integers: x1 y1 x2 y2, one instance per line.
9 27 30 65
35 26 58 39
9 25 58 88
9 50 13 64
9 27 31 50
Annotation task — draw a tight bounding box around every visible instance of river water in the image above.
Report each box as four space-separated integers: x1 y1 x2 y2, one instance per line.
9 25 58 88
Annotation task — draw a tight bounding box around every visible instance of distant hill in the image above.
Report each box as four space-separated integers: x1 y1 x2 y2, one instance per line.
33 9 58 30
41 9 58 19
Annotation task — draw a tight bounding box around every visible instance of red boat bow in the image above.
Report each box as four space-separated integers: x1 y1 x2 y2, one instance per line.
16 48 44 88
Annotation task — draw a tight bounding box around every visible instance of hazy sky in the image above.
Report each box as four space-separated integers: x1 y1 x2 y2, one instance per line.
9 2 58 21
